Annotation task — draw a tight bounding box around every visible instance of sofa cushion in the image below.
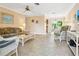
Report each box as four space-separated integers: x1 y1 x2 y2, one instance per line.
0 27 27 38
2 34 16 38
0 27 23 35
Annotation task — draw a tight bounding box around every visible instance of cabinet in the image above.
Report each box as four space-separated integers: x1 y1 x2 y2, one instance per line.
67 31 79 56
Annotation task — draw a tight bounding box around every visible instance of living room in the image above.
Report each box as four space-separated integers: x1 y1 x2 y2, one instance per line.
0 3 79 56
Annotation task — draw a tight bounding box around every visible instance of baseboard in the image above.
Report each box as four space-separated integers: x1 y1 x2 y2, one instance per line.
34 33 47 35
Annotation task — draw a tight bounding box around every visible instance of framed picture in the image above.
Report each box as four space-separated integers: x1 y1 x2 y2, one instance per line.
1 13 14 24
36 20 38 23
32 19 34 22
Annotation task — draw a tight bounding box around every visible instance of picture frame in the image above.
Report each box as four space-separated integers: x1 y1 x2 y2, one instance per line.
32 19 34 22
1 13 14 24
36 20 38 23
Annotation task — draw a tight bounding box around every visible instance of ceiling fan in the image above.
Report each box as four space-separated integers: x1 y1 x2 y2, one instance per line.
24 3 40 13
25 5 30 11
23 5 30 13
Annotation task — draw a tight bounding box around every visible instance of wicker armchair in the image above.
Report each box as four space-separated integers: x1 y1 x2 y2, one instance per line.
54 25 70 42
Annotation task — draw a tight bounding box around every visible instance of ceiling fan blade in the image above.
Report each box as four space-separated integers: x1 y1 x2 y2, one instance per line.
34 3 40 5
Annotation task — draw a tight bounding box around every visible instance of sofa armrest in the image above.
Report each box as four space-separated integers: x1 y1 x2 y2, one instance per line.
3 36 19 41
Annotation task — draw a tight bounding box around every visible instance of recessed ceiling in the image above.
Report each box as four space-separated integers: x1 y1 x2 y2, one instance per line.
0 3 75 16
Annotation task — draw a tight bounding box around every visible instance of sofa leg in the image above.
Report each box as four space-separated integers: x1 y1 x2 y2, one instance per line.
60 39 61 42
16 48 18 56
22 39 24 46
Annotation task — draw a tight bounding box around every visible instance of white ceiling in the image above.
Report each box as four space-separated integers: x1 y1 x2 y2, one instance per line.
0 3 75 16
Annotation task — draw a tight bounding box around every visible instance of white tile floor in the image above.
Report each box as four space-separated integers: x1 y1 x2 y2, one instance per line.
18 34 73 56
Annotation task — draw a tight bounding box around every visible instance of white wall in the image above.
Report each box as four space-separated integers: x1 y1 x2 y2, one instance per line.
25 16 46 34
66 3 79 31
0 7 25 28
25 14 65 34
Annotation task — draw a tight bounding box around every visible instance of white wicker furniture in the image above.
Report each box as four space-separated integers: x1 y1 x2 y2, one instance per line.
67 31 79 56
54 28 66 42
0 36 19 56
19 34 34 46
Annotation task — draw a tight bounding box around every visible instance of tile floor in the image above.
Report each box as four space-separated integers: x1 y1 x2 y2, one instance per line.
18 34 73 56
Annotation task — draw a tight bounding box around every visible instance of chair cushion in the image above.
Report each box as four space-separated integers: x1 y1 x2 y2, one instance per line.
54 32 60 36
54 28 61 36
0 40 15 48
